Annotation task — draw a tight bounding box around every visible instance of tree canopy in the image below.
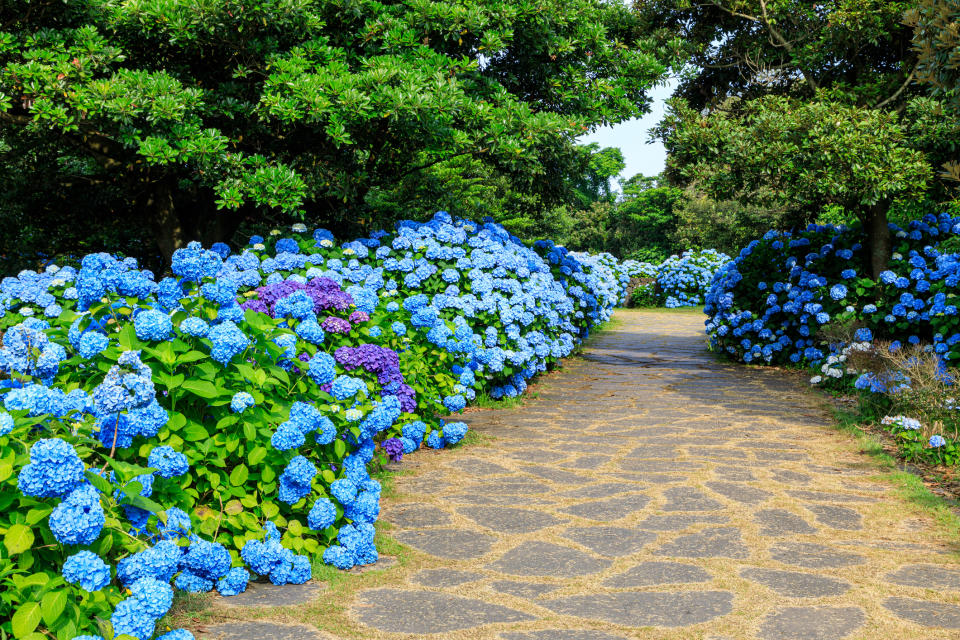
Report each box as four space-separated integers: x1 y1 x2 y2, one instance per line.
0 0 666 263
634 0 960 276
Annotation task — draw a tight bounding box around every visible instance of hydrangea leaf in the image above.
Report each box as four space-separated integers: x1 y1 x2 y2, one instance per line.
3 523 33 555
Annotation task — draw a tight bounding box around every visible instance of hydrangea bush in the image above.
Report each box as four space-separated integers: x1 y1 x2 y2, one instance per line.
607 250 731 308
656 250 731 307
704 213 960 464
0 212 628 639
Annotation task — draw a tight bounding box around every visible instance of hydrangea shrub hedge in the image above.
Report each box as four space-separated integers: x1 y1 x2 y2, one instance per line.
704 213 960 462
0 213 630 639
622 250 731 308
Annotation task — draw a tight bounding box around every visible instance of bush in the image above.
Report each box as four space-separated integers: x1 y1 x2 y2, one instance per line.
0 212 627 639
657 250 731 308
705 213 960 465
705 213 960 365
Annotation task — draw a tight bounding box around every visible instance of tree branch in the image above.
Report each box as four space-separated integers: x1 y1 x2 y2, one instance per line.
874 63 918 110
395 148 480 180
758 0 818 92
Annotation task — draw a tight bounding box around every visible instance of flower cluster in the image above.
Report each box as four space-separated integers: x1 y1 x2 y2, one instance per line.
705 214 960 366
0 212 631 637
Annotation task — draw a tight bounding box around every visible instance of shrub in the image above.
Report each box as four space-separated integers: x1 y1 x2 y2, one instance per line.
705 213 960 365
0 212 627 638
657 250 731 308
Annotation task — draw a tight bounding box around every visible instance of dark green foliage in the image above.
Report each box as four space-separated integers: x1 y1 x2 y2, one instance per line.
613 175 686 261
0 0 665 261
673 196 785 257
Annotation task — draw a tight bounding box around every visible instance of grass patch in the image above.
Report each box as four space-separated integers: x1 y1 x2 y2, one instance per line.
455 428 496 447
828 405 960 543
472 392 531 409
370 463 410 501
889 470 960 539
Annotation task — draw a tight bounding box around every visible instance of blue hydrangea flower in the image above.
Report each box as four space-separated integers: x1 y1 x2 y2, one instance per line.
230 391 256 413
308 497 337 530
0 411 14 436
111 597 156 640
63 550 111 591
207 321 250 365
442 394 466 413
295 318 325 344
49 485 105 546
930 435 947 448
78 331 109 359
18 438 85 497
148 445 189 478
134 310 173 341
426 430 444 449
156 506 192 540
330 478 358 505
331 375 366 400
117 540 181 585
217 567 250 596
278 455 317 504
179 316 210 337
442 421 468 445
308 352 337 385
130 577 173 618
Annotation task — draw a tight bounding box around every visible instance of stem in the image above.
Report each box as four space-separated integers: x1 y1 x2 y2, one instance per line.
100 413 121 473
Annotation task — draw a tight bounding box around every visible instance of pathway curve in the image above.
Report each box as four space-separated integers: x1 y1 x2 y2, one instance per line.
201 309 960 640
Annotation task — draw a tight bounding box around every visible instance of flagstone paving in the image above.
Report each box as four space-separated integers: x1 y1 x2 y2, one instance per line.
196 309 960 639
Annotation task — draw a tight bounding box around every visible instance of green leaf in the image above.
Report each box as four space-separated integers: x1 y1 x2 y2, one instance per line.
230 464 249 486
4 523 34 554
11 601 42 637
248 446 267 465
41 590 66 626
216 415 239 429
85 469 113 494
181 379 218 398
183 423 209 441
177 350 208 365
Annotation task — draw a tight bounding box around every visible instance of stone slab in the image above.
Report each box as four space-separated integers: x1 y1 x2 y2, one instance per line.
354 588 535 633
758 607 865 640
393 528 496 560
740 567 850 598
487 541 612 577
604 561 712 587
541 591 734 627
217 581 324 608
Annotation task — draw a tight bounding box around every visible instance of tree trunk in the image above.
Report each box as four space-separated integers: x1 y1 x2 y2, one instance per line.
863 202 892 280
144 178 183 265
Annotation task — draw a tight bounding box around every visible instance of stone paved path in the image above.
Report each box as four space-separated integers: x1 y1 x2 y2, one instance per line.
199 310 960 640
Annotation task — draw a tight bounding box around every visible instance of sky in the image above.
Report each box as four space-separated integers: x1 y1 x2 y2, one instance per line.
578 78 678 186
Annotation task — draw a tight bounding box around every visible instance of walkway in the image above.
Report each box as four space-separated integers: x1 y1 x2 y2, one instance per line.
198 309 960 640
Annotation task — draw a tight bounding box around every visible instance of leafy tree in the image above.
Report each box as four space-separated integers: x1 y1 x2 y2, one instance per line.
674 195 786 257
0 0 665 260
635 1 960 276
657 96 932 277
572 143 626 207
908 0 960 111
635 0 918 110
612 173 686 261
